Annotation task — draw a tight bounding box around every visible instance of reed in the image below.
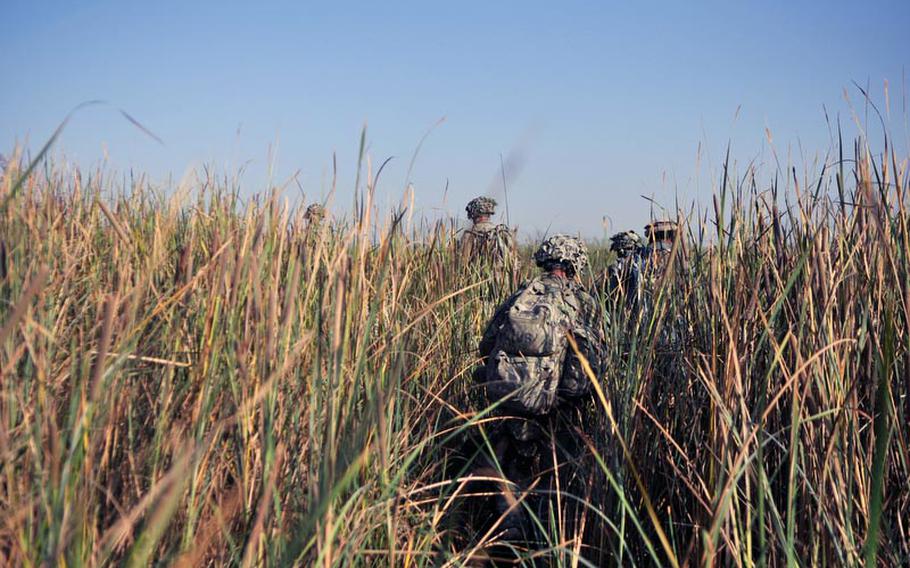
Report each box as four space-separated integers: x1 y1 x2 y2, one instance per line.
0 131 907 566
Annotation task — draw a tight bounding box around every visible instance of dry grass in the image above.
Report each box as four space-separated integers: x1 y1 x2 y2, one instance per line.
0 132 907 566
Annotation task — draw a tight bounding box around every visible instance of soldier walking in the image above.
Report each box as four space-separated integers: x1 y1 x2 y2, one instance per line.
304 203 327 225
605 230 645 310
639 219 690 414
459 197 518 274
642 219 678 273
470 234 605 561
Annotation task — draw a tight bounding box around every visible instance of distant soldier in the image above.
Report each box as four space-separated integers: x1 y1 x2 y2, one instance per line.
472 234 605 548
642 219 678 273
640 219 691 370
606 230 644 308
459 196 518 271
638 219 682 314
301 203 329 265
304 203 327 225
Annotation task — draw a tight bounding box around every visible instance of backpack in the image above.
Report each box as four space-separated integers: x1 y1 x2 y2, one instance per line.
461 223 516 266
484 278 575 415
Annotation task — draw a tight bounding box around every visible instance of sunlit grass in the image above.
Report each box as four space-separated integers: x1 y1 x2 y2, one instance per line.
0 131 907 566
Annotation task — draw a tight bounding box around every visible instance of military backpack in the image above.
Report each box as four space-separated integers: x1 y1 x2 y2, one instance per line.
483 277 591 415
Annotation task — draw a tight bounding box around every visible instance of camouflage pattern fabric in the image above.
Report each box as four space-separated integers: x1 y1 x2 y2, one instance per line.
606 230 644 307
465 196 498 220
458 220 518 269
607 252 643 309
478 272 604 417
639 220 692 361
472 270 604 546
304 203 326 222
642 219 678 271
639 219 672 283
609 230 643 258
533 234 589 275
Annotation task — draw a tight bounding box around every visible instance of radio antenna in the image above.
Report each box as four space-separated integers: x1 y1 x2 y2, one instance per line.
499 152 511 226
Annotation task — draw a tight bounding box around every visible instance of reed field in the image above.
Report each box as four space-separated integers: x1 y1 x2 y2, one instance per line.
0 131 908 566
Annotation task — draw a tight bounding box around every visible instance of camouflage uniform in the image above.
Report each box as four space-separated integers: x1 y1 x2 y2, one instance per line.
471 234 604 547
639 220 691 378
606 230 644 309
641 220 677 274
459 197 518 272
639 220 681 319
304 203 327 224
301 203 329 274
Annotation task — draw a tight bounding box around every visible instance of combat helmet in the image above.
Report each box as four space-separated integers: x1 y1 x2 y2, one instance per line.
465 196 497 221
644 220 677 244
305 203 327 222
534 234 589 275
609 230 643 258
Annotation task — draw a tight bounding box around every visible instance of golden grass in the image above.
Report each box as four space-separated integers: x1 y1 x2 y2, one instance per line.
0 133 907 565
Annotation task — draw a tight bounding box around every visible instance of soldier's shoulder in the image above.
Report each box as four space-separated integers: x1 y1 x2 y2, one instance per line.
569 279 595 295
524 276 579 310
530 273 563 290
515 277 539 292
470 221 495 232
566 280 598 306
509 276 550 299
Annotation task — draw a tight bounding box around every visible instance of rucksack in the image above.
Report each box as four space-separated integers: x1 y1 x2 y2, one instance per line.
484 278 575 415
462 224 515 266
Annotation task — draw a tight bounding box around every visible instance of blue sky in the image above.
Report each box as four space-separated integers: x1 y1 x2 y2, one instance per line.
2 0 908 237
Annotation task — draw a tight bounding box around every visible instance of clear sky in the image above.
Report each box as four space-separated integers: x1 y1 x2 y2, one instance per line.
2 0 908 238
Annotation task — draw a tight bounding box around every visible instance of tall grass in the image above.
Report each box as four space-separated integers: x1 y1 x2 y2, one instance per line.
0 132 907 566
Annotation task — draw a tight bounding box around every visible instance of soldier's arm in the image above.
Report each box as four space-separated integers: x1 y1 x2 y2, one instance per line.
458 230 474 259
500 226 515 247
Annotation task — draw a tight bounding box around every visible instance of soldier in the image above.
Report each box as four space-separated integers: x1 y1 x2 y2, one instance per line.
606 230 644 309
301 203 330 269
304 203 327 224
471 234 605 552
640 219 690 377
638 219 683 321
459 196 518 271
642 219 678 272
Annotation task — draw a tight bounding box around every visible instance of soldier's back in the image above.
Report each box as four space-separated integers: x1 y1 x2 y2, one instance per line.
458 221 518 283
